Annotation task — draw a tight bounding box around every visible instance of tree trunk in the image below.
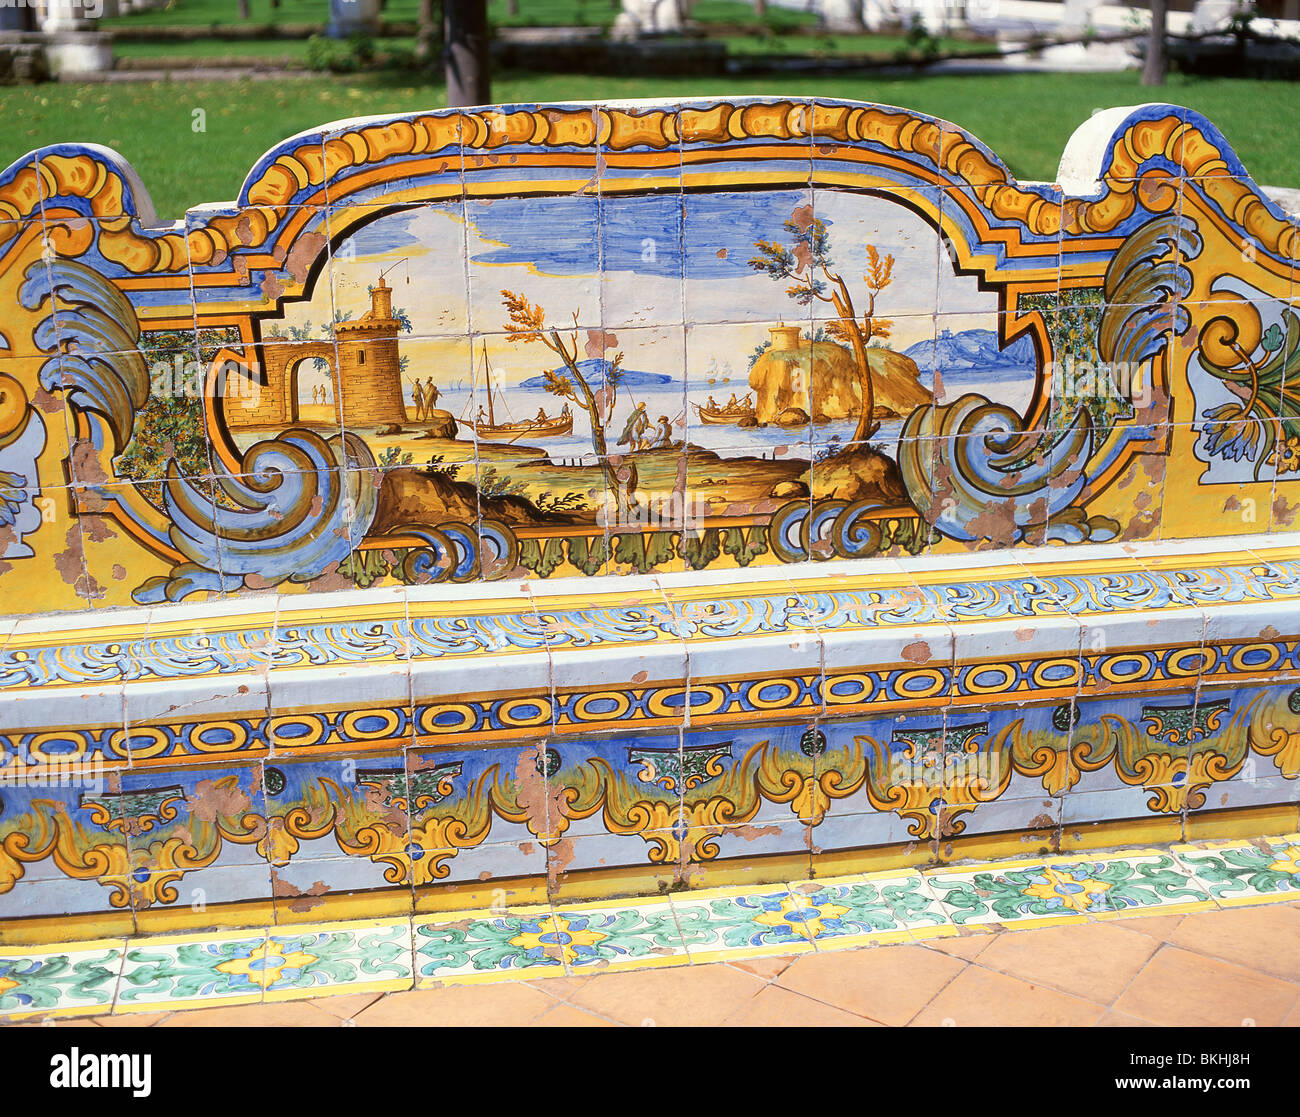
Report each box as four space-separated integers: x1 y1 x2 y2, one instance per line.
416 0 437 63
552 332 620 506
1142 0 1168 86
237 0 250 19
445 0 491 108
508 0 520 14
826 279 878 443
843 320 879 443
755 0 768 17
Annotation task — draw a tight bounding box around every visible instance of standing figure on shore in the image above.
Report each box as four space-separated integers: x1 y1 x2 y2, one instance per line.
412 378 427 421
618 401 650 451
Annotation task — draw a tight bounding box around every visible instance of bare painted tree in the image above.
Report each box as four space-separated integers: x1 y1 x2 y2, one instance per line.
501 290 624 471
1142 0 1169 86
750 205 895 443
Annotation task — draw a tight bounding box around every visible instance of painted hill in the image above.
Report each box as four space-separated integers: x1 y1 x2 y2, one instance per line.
903 329 1037 384
520 359 673 390
749 333 931 423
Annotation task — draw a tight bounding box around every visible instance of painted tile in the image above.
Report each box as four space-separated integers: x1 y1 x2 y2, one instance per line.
1174 834 1300 906
412 903 574 985
0 939 123 1020
924 850 1213 929
115 929 270 1012
260 918 413 1001
786 870 944 950
669 883 818 961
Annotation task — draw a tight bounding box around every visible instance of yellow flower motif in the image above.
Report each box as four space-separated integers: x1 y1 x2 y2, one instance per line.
0 973 17 997
1021 866 1113 913
215 942 319 990
1267 845 1300 876
1270 437 1300 475
752 894 850 941
509 914 607 966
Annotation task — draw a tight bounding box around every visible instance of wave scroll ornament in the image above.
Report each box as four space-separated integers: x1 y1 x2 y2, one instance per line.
900 211 1200 547
20 257 148 453
14 249 382 602
136 430 379 602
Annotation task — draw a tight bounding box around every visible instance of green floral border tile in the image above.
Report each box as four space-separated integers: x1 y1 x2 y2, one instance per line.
116 932 270 1010
0 944 123 1019
1175 837 1300 905
926 854 1212 927
262 922 413 1001
782 875 931 950
415 904 672 985
544 902 687 972
670 886 820 957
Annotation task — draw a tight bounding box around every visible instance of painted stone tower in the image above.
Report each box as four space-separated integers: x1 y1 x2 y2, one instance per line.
335 278 408 427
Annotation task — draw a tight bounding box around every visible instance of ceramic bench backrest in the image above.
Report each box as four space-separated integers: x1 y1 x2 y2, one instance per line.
0 99 1296 617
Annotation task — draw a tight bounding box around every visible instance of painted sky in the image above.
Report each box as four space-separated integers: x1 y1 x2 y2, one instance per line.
273 190 1012 400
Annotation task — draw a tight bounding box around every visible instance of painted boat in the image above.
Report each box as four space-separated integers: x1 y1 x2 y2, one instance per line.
693 400 756 425
469 342 574 441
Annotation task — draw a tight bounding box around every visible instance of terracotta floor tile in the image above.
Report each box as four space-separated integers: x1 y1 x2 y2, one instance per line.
351 982 556 1026
534 1002 618 1027
158 1001 341 1027
725 955 799 981
1113 946 1299 1027
775 943 966 1026
912 966 1106 1026
1101 913 1186 942
1095 1009 1161 1027
725 984 880 1027
921 931 993 961
974 921 1161 1003
1168 905 1300 982
522 974 598 1001
306 992 382 1020
93 1012 169 1027
567 962 765 1026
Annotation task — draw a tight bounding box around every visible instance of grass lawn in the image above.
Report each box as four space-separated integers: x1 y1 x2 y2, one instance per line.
102 0 808 30
2 70 1296 220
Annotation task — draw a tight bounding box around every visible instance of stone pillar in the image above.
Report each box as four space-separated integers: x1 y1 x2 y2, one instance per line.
905 0 970 36
1061 0 1105 34
613 0 687 37
40 0 113 76
1190 0 1241 32
328 0 381 38
822 0 865 32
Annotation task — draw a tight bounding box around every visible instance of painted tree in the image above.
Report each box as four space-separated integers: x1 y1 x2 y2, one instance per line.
750 205 894 443
501 290 624 467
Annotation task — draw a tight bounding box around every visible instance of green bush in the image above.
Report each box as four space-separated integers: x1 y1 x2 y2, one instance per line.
305 32 376 73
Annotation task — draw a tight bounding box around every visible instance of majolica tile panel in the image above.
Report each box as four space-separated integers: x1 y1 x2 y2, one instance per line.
0 101 1295 603
1 99 1299 941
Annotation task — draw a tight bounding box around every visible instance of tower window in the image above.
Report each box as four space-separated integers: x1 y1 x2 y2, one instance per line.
359 351 366 365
